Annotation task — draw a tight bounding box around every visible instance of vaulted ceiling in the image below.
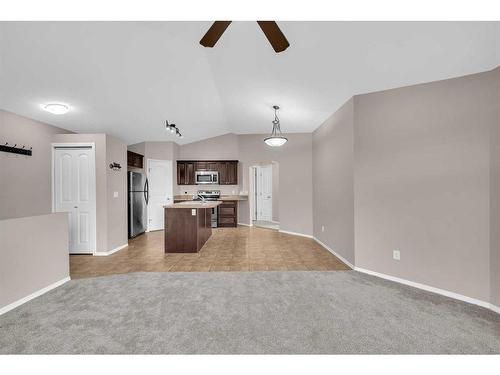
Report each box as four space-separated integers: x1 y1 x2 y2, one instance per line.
1 21 499 144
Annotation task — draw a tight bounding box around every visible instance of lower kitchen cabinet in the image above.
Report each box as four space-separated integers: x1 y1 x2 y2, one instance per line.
218 200 237 227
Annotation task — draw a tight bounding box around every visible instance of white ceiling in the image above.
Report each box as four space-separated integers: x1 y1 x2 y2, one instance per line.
0 21 499 144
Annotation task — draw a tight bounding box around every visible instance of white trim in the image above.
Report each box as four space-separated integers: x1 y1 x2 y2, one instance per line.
237 222 252 227
313 237 498 314
313 237 355 269
355 267 497 312
51 142 97 255
93 243 128 256
279 229 313 238
0 277 71 316
269 220 280 224
146 158 173 232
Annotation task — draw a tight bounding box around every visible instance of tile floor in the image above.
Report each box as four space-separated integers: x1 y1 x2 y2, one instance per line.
70 226 350 279
252 220 280 230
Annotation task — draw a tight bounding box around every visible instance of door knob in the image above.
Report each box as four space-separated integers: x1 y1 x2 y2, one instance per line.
74 206 78 208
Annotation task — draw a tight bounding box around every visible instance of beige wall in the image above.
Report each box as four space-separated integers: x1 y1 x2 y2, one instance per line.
312 67 498 304
354 70 492 302
106 135 128 251
490 66 500 307
177 133 239 160
238 133 313 235
0 213 69 310
0 110 72 219
313 98 354 264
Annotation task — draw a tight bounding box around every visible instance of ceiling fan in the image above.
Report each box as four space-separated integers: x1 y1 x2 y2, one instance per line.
199 21 290 53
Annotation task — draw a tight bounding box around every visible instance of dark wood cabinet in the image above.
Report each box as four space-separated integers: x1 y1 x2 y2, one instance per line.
195 161 207 170
177 161 195 185
218 200 237 227
176 160 238 185
127 151 144 169
165 207 213 253
223 161 238 185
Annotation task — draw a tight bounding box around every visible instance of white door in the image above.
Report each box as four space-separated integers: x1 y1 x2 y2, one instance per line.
257 165 273 221
147 159 173 231
54 147 96 254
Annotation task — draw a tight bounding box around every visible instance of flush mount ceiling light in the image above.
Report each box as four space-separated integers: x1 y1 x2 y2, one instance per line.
264 105 287 147
43 103 70 115
165 120 183 138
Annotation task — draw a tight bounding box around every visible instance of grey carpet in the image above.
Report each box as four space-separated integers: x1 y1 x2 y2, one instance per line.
0 271 498 354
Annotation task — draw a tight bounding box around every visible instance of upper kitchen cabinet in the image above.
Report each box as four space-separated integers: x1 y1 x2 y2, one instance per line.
127 150 144 169
177 161 195 185
219 161 238 185
176 160 238 185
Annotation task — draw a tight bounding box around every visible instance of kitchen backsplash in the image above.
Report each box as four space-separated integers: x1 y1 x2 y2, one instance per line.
176 185 245 196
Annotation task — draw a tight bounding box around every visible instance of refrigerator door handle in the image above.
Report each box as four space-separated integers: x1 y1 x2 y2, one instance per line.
144 178 149 205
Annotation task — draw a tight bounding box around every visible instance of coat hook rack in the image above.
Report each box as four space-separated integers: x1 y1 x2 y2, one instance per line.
109 162 122 171
0 142 32 156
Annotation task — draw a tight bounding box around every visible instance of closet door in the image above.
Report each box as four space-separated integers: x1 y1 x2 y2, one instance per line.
54 147 96 254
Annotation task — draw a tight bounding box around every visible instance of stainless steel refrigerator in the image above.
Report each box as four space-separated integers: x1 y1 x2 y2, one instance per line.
128 171 149 238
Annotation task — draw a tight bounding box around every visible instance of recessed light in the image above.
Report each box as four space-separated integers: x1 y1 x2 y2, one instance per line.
43 103 70 115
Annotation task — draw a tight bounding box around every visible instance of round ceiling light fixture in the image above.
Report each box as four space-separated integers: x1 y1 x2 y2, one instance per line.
264 105 287 147
43 103 70 115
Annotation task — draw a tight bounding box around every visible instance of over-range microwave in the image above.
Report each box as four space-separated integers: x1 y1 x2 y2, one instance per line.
195 170 219 184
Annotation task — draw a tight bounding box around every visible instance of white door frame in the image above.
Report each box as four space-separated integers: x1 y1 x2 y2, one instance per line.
249 163 275 224
146 158 173 232
51 142 97 255
255 164 273 221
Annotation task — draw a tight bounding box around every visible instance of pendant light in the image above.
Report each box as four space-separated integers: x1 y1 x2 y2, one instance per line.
264 105 287 147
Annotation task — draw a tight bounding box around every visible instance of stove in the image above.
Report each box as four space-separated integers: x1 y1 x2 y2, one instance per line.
195 190 221 201
196 190 220 227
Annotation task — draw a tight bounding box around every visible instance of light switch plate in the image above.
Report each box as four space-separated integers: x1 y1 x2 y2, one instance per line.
192 209 196 216
393 250 401 260
321 225 325 232
113 191 118 198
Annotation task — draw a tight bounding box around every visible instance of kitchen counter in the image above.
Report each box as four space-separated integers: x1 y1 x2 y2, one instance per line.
165 201 222 209
173 195 248 202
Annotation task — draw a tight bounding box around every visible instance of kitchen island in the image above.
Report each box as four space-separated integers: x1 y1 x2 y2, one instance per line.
164 201 222 253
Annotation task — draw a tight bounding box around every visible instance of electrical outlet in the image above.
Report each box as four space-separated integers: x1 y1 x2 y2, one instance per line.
393 250 400 261
321 225 325 233
113 191 118 198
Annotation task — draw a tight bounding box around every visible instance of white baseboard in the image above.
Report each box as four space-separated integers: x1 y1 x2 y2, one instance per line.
278 229 313 239
354 267 497 312
313 237 355 269
0 277 71 316
94 243 128 256
237 222 252 227
490 304 500 314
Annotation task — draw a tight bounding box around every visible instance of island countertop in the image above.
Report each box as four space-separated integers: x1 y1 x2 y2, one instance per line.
164 201 222 209
173 195 248 202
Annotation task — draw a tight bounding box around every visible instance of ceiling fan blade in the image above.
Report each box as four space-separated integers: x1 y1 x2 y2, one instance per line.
257 21 290 53
199 21 232 47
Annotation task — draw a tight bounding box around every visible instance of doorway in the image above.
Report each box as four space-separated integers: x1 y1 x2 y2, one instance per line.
52 144 96 254
251 163 279 230
146 159 173 232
